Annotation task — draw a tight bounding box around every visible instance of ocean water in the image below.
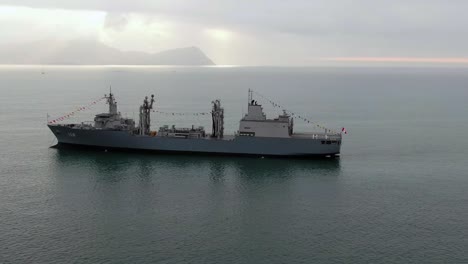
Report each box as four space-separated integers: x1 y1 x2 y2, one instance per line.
0 66 467 263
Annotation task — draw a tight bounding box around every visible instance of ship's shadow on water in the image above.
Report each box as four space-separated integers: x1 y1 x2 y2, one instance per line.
50 146 341 183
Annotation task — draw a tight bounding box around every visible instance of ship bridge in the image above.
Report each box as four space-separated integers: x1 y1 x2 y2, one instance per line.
238 90 293 138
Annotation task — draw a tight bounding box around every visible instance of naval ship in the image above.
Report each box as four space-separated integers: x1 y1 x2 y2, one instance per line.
48 90 342 157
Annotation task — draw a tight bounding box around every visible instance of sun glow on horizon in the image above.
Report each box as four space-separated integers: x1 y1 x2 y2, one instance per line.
324 57 468 64
0 5 105 42
205 29 233 42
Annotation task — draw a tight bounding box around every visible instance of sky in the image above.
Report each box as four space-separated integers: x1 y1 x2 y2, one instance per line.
1 0 468 65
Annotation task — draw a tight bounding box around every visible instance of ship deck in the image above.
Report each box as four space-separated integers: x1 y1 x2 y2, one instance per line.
50 124 341 141
177 133 341 141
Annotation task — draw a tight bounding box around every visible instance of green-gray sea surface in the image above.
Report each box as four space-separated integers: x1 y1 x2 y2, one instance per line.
1 66 467 263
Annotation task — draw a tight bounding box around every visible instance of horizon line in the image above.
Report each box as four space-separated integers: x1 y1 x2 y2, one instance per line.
2 63 468 68
323 57 468 64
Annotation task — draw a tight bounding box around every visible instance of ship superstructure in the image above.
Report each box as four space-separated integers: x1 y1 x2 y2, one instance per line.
238 90 294 138
93 92 135 131
48 90 342 157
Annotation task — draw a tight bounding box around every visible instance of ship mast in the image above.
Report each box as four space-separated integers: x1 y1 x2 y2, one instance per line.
138 94 155 135
105 90 118 115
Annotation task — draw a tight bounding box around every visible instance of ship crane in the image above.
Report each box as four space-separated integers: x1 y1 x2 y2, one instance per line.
211 99 224 139
138 94 155 135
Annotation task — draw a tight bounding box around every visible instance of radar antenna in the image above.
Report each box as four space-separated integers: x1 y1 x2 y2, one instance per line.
104 90 118 115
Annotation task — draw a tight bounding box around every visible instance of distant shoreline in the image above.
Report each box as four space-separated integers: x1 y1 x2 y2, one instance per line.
1 64 468 69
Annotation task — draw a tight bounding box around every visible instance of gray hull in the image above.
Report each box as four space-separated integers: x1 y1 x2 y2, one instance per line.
48 125 341 157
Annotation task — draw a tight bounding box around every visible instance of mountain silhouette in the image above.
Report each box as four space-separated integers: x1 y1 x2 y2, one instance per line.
0 40 215 65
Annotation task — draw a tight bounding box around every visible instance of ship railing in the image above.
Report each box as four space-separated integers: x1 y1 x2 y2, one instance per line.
292 133 342 140
57 121 95 130
80 121 94 126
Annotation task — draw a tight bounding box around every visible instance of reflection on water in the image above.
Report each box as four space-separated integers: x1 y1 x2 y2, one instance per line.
50 147 341 184
233 157 340 179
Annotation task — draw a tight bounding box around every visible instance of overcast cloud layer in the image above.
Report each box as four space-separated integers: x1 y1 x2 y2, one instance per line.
1 0 467 65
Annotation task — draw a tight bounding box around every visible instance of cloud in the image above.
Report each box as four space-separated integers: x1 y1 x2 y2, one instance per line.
1 0 468 65
0 5 105 43
104 13 129 31
2 0 468 36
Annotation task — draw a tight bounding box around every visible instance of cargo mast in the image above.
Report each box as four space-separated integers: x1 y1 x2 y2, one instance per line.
211 100 224 138
138 94 155 135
